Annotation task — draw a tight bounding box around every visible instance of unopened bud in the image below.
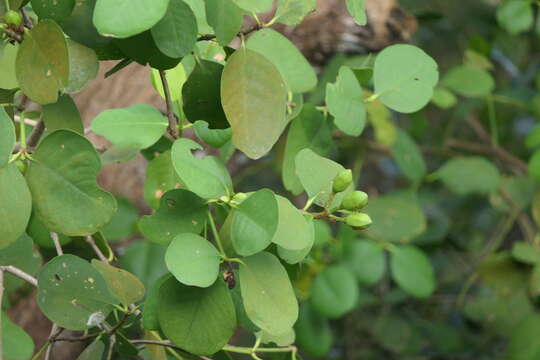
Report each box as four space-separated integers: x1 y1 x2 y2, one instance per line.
345 212 372 229
341 191 368 210
332 169 352 193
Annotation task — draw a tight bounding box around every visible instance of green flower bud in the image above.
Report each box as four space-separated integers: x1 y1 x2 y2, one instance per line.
230 192 247 205
341 191 368 210
332 169 352 193
345 212 372 229
4 10 22 27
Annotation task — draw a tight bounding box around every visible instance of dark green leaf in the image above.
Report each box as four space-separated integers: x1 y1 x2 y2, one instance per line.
42 94 84 134
143 150 182 210
32 0 75 21
119 241 168 293
0 108 15 167
0 234 41 293
76 339 105 360
343 241 385 285
65 39 99 93
390 129 426 182
60 0 112 48
295 304 333 357
2 312 34 360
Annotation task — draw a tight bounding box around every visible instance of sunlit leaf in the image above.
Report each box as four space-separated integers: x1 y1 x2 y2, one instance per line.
92 259 145 306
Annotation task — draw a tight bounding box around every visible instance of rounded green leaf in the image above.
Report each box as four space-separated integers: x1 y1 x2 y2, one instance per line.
311 265 358 318
221 47 288 159
246 28 317 93
165 233 221 287
431 87 457 109
205 0 243 46
91 104 168 149
346 0 366 25
231 0 271 13
25 130 117 236
0 107 15 167
442 65 495 98
277 216 315 264
390 129 426 182
239 252 298 335
272 195 312 250
231 189 278 256
171 138 232 199
365 193 426 243
151 0 198 58
139 189 207 245
115 30 181 70
295 304 333 357
31 0 75 21
193 121 232 148
42 94 84 134
373 44 439 113
0 43 18 89
37 254 118 330
0 163 32 249
343 241 385 285
497 0 533 35
16 19 69 105
142 273 172 330
65 39 99 93
275 0 316 26
159 276 236 355
390 245 435 298
93 0 170 38
143 150 182 210
435 156 501 195
3 312 34 360
326 66 366 136
91 259 146 306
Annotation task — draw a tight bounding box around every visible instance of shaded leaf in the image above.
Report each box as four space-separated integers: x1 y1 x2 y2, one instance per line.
390 245 435 298
65 39 99 93
390 129 426 182
434 156 501 195
92 259 145 306
31 0 75 21
295 304 333 357
343 240 386 285
442 66 494 97
42 94 84 134
311 265 358 318
2 312 34 360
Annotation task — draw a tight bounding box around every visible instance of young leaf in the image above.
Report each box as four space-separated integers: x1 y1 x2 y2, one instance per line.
246 29 317 93
205 0 243 46
345 0 366 25
159 276 236 355
272 195 312 250
221 47 288 159
442 65 495 97
231 189 278 256
390 129 427 182
31 0 75 21
151 0 198 58
311 265 359 318
65 39 99 93
42 94 84 134
282 104 334 195
326 66 366 136
37 254 118 330
434 157 501 195
171 138 233 199
16 19 69 104
240 252 298 335
0 163 32 249
91 260 146 306
373 44 438 113
390 245 435 298
165 233 221 287
143 150 182 210
231 0 272 13
2 312 34 360
0 108 15 167
295 304 333 357
343 241 385 285
139 189 207 245
25 130 117 236
274 0 316 26
93 0 170 38
91 104 168 149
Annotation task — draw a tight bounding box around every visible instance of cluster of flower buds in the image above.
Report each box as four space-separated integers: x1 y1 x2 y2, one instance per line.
331 170 372 229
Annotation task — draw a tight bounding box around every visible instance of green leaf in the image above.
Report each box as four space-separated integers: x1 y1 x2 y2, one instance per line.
390 129 427 182
139 189 207 245
431 87 457 109
231 0 271 13
311 265 358 318
159 276 236 355
183 0 212 34
525 125 540 149
102 197 138 242
171 138 232 199
366 192 426 243
165 233 221 287
118 241 168 292
0 108 15 168
143 150 182 210
76 339 105 360
390 245 435 298
16 19 69 104
326 66 366 136
345 0 366 25
25 130 117 236
434 157 501 195
142 273 171 330
182 60 229 129
295 149 353 210
529 149 540 181
366 98 397 146
27 212 72 248
497 0 533 35
31 0 75 21
60 0 112 49
91 259 145 306
373 44 439 113
2 312 34 360
193 121 232 148
37 254 118 330
93 0 170 38
0 234 41 294
42 94 84 134
221 47 288 159
507 314 540 360
343 241 386 285
91 104 168 149
276 216 314 264
282 104 334 195
205 0 243 46
151 0 198 58
272 195 312 250
240 252 298 335
231 189 278 256
246 29 317 93
100 146 139 165
442 66 495 97
275 0 316 26
295 304 333 357
511 242 540 265
65 39 99 93
0 43 18 89
0 163 32 249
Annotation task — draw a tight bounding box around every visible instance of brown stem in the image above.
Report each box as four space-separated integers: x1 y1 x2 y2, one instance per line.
26 120 45 148
0 265 37 287
196 24 261 42
158 70 179 139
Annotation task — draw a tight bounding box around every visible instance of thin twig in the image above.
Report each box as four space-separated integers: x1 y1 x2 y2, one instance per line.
196 24 261 42
158 70 179 139
85 236 108 263
26 120 45 148
20 8 34 29
44 324 62 360
0 266 37 287
50 232 63 256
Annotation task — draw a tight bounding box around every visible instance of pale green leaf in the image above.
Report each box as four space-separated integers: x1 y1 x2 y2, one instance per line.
390 245 435 298
442 65 495 98
435 157 501 195
272 195 312 250
275 0 316 26
92 259 145 306
497 0 534 35
345 0 366 25
231 0 271 13
311 265 358 318
205 0 243 46
0 43 18 89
